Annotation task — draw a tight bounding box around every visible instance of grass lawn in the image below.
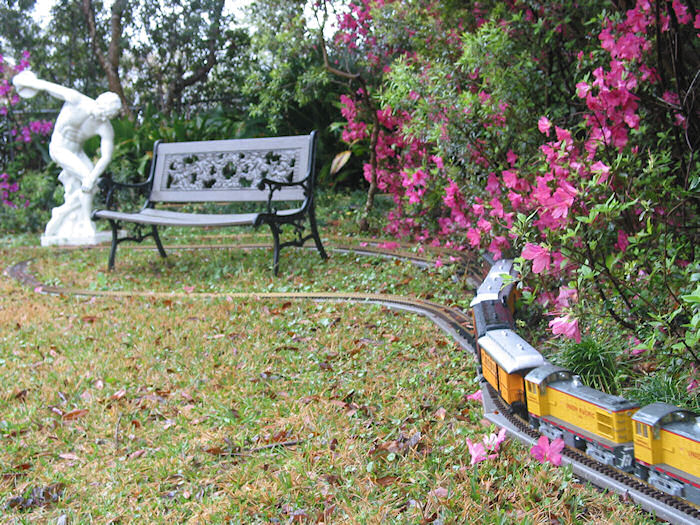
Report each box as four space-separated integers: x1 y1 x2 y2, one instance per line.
0 195 657 524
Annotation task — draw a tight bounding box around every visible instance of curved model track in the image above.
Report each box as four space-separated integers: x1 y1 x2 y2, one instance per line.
5 239 698 524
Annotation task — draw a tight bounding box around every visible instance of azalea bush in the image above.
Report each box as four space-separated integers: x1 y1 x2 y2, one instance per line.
327 0 699 401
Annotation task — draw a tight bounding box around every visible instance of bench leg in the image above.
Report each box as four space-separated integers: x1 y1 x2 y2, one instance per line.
308 203 328 260
270 223 281 276
107 220 119 271
151 226 167 259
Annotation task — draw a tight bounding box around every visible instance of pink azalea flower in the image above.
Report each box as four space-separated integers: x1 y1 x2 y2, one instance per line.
530 435 565 466
672 0 692 24
502 169 518 189
378 241 400 250
549 315 581 343
466 227 481 248
183 285 195 293
483 427 507 452
615 230 629 252
576 82 591 98
538 116 552 136
590 160 611 183
477 217 492 233
629 337 647 356
687 365 699 393
521 243 551 274
466 438 497 466
506 150 518 166
485 172 501 195
466 390 482 402
556 286 578 308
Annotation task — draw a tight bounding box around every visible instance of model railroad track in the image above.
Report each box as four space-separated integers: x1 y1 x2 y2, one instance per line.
4 242 698 524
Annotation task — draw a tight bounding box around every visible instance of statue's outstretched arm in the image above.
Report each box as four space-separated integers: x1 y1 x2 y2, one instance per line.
13 70 85 105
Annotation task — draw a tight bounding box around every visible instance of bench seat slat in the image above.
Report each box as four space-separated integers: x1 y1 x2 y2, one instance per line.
93 208 259 227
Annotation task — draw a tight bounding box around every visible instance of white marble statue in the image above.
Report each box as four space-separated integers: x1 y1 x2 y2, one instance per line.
12 70 122 246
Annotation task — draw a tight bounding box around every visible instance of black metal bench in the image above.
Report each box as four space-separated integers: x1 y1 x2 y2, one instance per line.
93 131 327 275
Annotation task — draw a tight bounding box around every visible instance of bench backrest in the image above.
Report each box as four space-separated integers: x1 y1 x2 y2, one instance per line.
149 133 316 203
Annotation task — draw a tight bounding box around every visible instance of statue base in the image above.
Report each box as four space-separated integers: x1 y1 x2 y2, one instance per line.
41 231 116 247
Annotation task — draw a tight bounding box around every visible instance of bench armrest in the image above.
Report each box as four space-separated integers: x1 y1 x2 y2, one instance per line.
100 141 162 210
257 176 310 213
100 173 154 209
257 176 309 190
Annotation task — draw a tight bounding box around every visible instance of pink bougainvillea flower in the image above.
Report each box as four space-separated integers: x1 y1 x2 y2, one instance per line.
466 438 497 466
466 390 482 402
521 243 551 274
538 116 552 136
483 427 507 452
530 435 565 466
549 315 581 343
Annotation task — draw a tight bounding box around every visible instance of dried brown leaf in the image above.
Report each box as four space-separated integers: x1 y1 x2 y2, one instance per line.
62 409 88 420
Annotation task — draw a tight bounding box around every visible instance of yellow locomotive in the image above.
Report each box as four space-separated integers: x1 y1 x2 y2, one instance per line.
525 365 638 471
632 403 700 503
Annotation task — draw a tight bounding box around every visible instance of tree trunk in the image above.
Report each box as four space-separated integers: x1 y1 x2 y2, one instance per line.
81 0 133 119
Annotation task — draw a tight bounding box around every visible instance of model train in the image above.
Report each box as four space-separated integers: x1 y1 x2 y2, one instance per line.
470 260 700 507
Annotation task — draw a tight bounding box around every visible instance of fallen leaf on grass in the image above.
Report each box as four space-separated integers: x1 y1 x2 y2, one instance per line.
58 452 80 461
128 449 146 460
429 487 448 499
110 389 127 401
434 407 446 420
374 476 399 487
62 409 88 421
13 389 28 401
